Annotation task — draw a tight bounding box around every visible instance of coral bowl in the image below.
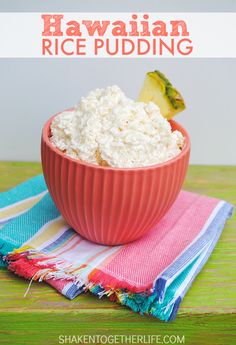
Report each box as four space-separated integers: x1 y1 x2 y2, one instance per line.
41 113 190 245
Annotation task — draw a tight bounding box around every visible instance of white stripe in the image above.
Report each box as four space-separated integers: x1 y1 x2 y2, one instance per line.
59 238 121 266
60 244 121 286
58 238 107 260
77 245 121 284
89 245 121 269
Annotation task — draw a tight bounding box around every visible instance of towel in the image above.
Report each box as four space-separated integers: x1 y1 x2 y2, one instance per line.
0 174 47 224
0 175 233 321
0 175 47 266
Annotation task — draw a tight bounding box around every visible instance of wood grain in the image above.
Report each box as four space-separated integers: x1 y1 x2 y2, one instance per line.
0 162 235 344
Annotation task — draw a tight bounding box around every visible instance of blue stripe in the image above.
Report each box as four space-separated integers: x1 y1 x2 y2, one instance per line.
42 228 76 253
166 202 233 321
0 175 46 209
168 296 182 321
178 203 233 298
65 283 84 299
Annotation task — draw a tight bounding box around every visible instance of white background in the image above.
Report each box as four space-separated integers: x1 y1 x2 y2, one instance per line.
0 0 235 165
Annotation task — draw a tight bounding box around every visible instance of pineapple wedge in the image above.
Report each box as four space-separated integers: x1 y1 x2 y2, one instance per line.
138 70 185 119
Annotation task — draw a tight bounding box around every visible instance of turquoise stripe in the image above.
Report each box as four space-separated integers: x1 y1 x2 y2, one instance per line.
120 255 200 322
0 175 47 209
0 193 59 262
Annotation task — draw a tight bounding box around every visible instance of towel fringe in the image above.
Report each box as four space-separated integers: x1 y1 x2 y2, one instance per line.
6 248 87 287
89 268 152 294
6 247 179 321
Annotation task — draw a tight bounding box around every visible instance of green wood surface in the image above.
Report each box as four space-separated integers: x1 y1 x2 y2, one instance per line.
0 162 235 345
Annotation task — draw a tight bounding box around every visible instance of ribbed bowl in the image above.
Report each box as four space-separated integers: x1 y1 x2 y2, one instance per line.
41 114 190 245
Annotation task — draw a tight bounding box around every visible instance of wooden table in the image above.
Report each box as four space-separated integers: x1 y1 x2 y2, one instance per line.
0 162 235 345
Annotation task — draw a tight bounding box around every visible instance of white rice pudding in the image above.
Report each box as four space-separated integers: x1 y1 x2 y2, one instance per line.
50 86 184 168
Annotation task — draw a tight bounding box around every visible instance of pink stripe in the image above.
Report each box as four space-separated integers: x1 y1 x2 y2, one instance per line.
90 191 219 292
48 279 69 293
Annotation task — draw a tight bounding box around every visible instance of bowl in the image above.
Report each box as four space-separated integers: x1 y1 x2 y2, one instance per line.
41 113 190 245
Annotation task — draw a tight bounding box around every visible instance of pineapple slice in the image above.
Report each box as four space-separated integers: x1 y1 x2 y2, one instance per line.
138 70 186 119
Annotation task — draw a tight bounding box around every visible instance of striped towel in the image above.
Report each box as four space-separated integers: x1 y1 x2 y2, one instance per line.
0 175 233 321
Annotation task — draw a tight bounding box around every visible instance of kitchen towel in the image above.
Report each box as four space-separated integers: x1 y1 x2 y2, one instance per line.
0 175 233 321
0 174 47 224
0 175 47 266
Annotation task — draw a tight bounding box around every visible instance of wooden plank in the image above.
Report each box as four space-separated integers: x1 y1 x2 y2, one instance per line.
0 162 235 344
0 312 235 345
0 161 42 192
